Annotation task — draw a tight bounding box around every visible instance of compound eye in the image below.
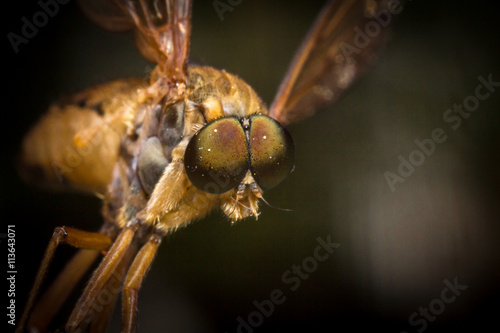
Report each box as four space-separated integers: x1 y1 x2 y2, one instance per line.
248 115 295 190
184 117 249 194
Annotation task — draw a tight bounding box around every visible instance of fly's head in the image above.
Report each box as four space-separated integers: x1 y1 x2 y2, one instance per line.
183 66 295 222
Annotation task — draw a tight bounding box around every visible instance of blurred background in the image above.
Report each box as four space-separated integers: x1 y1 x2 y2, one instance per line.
4 1 499 332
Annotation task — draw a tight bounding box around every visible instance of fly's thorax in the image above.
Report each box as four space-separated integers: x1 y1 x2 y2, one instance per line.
187 65 268 120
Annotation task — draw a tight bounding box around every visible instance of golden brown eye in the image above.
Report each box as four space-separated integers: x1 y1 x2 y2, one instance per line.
248 115 295 190
184 117 249 194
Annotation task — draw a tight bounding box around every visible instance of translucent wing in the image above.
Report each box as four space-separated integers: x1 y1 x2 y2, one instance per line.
77 0 135 32
269 0 396 125
78 0 192 83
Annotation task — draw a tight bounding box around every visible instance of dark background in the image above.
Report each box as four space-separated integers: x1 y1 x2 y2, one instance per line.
4 1 500 332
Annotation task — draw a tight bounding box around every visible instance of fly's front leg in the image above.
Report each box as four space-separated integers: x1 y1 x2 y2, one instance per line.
121 231 164 333
17 226 113 333
88 240 138 333
142 140 190 222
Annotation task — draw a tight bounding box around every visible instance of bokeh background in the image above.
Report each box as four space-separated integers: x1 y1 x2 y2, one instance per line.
4 1 499 332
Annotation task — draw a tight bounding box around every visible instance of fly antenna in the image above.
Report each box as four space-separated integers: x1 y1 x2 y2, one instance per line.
259 195 293 212
249 182 293 213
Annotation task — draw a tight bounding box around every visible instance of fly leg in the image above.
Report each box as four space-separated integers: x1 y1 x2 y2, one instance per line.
16 226 113 333
121 231 163 333
88 240 138 333
65 219 140 332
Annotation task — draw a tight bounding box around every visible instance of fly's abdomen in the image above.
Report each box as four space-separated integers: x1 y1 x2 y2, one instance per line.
20 79 147 194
